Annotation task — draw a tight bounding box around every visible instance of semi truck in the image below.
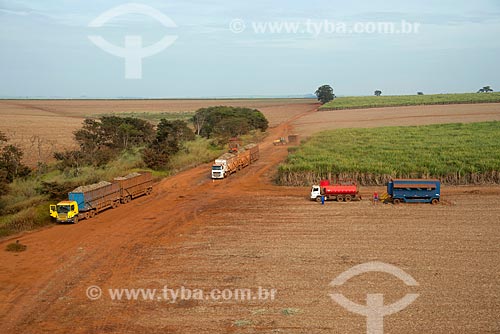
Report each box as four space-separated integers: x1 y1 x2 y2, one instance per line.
310 180 360 202
49 172 153 224
211 144 259 179
384 179 440 204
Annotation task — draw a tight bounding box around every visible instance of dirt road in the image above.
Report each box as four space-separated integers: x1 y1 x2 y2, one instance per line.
1 102 499 333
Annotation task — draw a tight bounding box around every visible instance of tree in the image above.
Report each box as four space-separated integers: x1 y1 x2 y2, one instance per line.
74 119 103 156
192 108 209 136
0 145 31 181
0 131 9 196
141 143 172 170
192 106 268 139
142 120 195 170
156 119 195 144
417 92 424 95
212 117 250 139
0 131 30 183
0 169 9 197
75 117 155 153
374 90 382 97
315 85 335 104
54 150 85 174
478 86 493 93
74 116 155 166
99 116 155 150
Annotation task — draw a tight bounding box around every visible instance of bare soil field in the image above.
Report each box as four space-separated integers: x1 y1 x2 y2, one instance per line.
292 103 500 136
0 99 317 165
0 101 499 333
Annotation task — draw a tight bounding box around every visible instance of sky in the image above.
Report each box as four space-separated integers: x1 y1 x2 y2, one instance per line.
1 0 500 98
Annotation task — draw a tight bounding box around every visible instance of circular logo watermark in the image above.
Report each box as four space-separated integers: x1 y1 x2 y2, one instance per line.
329 262 419 334
88 3 178 79
229 19 246 34
86 285 103 300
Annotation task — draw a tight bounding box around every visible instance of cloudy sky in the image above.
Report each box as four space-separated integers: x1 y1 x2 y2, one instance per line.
1 0 499 98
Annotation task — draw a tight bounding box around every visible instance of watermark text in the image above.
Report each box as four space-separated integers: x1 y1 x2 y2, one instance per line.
87 285 277 303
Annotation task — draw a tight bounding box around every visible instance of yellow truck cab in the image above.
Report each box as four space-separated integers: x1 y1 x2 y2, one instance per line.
49 201 80 224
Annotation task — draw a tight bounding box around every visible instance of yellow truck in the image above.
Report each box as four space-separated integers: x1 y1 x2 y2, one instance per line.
50 172 152 224
50 200 81 223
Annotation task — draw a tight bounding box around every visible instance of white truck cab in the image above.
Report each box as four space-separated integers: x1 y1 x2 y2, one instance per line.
211 164 225 179
310 185 321 201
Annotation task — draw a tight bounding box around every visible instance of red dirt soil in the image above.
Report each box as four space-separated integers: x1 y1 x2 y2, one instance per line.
0 102 499 333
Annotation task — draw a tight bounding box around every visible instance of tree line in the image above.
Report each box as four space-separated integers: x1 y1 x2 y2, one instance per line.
0 106 268 200
32 106 268 175
315 84 495 104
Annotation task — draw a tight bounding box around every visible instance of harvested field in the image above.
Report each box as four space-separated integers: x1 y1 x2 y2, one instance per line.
0 168 498 333
0 100 499 333
0 99 316 166
293 103 500 136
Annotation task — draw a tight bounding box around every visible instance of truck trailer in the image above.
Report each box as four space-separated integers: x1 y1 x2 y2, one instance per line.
114 172 153 203
50 172 153 224
310 180 360 202
212 144 259 179
385 179 440 204
245 144 260 163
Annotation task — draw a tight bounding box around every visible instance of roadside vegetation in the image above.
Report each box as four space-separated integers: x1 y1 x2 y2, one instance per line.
0 106 268 237
320 92 500 110
276 121 500 186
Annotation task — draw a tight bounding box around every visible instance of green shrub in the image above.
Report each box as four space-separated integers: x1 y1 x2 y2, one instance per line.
169 137 224 172
6 241 27 252
0 205 54 237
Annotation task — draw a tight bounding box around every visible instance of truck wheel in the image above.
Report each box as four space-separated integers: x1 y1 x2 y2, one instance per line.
146 187 153 195
336 195 344 202
89 210 96 218
112 201 119 209
84 212 90 220
431 198 439 205
315 197 322 203
345 195 352 202
393 199 401 205
73 217 79 224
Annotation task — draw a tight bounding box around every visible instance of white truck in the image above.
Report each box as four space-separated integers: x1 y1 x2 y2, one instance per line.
212 153 238 179
211 144 259 179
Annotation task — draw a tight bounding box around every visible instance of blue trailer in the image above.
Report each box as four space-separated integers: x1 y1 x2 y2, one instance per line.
68 182 121 219
50 172 153 224
386 179 440 204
